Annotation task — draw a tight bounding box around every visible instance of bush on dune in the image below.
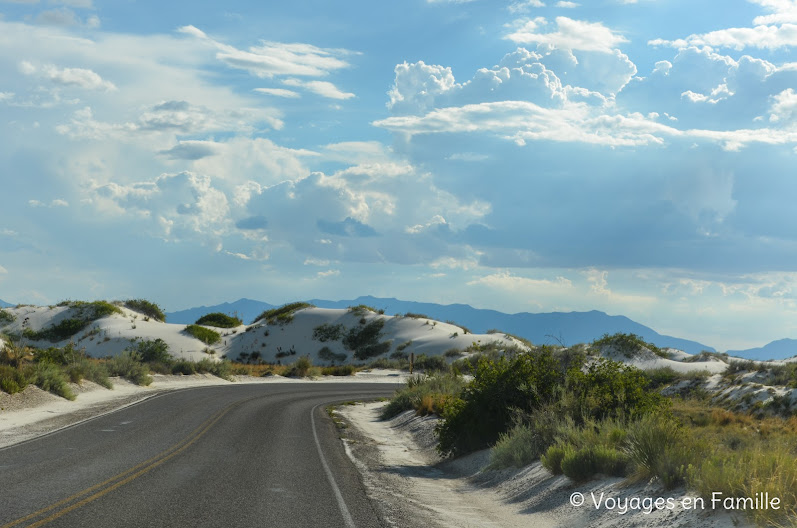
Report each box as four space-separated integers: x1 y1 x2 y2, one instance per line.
184 325 221 345
124 299 166 322
194 312 242 328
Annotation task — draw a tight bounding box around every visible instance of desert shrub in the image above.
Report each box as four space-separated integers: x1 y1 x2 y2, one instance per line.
403 312 429 319
107 352 152 386
444 348 464 358
348 304 377 316
560 445 628 481
124 299 166 322
567 358 667 422
184 325 221 345
682 350 729 363
1 342 34 367
171 359 197 375
0 364 28 394
25 301 121 342
366 358 406 370
541 443 573 475
25 362 75 400
318 346 347 363
436 348 566 457
414 354 448 372
445 320 471 334
313 324 345 342
343 319 391 360
321 365 356 376
65 357 112 388
625 413 687 487
381 373 466 420
287 356 313 377
489 408 562 469
253 302 314 324
643 367 711 390
135 338 172 363
592 332 667 359
0 309 15 325
194 312 242 328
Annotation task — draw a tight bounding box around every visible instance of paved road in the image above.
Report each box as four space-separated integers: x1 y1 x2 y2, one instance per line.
0 383 399 528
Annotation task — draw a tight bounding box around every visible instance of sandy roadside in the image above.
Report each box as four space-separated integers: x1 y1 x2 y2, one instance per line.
337 402 755 528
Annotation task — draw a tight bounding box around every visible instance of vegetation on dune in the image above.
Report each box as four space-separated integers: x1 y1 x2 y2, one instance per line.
252 302 315 325
23 301 122 342
124 299 166 322
184 324 221 345
0 309 15 325
342 319 392 360
318 346 347 364
377 334 797 528
347 304 384 316
194 312 242 328
592 332 668 359
312 323 345 342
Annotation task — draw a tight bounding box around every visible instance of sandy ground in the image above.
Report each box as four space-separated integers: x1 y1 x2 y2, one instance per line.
337 402 755 528
0 369 409 449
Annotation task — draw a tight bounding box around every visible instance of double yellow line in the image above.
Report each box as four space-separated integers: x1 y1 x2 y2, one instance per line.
2 404 233 528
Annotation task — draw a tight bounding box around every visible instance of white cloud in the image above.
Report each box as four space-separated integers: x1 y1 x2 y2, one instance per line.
652 60 672 75
28 198 69 207
0 265 7 274
505 16 629 53
388 61 458 114
178 25 354 78
254 87 301 98
751 0 797 25
769 88 797 122
282 78 354 99
555 1 579 7
20 62 116 91
508 0 545 12
316 269 341 277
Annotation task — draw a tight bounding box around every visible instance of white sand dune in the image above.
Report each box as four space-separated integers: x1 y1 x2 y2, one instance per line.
1 304 525 365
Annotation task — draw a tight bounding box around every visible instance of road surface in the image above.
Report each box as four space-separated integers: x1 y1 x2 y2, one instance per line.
0 383 398 527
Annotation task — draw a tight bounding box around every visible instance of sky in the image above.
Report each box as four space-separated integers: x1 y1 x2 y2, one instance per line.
2 0 797 351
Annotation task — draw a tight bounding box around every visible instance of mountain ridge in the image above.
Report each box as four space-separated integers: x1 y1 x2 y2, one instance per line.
166 295 716 355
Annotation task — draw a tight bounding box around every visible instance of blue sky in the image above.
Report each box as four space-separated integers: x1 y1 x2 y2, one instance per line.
2 0 797 351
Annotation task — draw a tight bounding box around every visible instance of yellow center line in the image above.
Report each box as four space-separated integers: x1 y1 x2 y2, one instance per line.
2 404 233 528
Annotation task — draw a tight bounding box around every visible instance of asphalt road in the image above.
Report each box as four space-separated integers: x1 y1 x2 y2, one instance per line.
0 383 399 528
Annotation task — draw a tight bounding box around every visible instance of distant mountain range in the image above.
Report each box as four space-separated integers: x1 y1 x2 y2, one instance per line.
726 339 797 362
0 299 13 308
166 295 717 355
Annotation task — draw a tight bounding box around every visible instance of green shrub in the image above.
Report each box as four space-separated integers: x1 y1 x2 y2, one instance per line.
0 364 28 394
444 348 464 358
489 408 562 469
25 362 75 400
403 312 429 319
288 356 313 377
65 357 112 389
124 299 166 321
592 332 667 358
0 309 15 325
381 373 466 420
625 413 687 487
321 365 356 376
107 352 152 386
184 325 221 345
135 338 172 363
343 319 391 360
567 358 667 422
542 443 573 475
313 323 345 342
414 354 448 372
436 348 566 457
25 301 121 342
253 302 314 324
194 312 242 328
348 304 376 316
318 346 347 363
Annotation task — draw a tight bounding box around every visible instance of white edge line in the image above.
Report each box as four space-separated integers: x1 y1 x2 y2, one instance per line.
311 403 356 528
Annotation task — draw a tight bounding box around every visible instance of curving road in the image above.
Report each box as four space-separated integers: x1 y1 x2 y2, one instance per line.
0 383 399 528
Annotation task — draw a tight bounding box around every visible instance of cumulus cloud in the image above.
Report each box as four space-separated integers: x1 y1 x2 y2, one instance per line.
505 16 629 53
158 141 219 160
769 88 797 122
